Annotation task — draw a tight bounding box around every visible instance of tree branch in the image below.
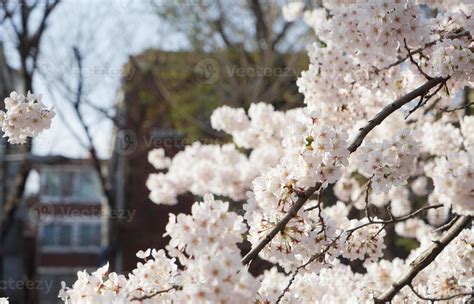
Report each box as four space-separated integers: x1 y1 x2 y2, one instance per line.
129 286 178 302
374 215 471 303
375 31 471 73
276 203 445 300
347 77 447 153
241 184 321 265
408 283 473 302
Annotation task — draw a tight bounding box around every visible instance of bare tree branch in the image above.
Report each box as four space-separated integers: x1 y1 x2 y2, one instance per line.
441 102 474 113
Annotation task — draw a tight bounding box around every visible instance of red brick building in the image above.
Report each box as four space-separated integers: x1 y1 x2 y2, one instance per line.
109 52 199 272
27 158 106 303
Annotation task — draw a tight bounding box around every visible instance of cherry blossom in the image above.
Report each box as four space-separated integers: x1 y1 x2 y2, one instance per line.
0 91 55 144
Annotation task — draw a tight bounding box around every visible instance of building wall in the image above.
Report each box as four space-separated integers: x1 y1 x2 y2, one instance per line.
27 160 105 304
111 52 197 272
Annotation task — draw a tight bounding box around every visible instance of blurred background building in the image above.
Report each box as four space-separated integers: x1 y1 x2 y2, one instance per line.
31 158 104 303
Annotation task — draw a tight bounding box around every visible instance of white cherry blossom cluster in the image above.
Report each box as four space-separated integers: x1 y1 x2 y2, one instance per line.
406 228 473 302
59 195 258 303
146 143 269 205
355 129 420 194
342 219 386 263
461 115 474 149
0 91 55 144
281 1 305 22
244 112 349 271
426 150 474 216
256 228 472 303
146 103 303 205
429 38 473 81
334 173 413 216
297 0 473 130
59 250 177 303
320 1 430 69
421 120 463 156
147 148 171 170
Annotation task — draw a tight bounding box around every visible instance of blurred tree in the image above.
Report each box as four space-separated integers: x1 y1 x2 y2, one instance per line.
0 1 61 302
153 0 312 139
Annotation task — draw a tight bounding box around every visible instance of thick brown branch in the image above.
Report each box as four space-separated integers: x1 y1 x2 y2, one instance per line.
374 215 471 303
348 77 447 153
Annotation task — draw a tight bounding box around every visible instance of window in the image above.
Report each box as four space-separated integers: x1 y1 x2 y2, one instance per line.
75 171 102 202
42 171 61 197
39 218 102 252
40 224 56 247
40 166 102 203
78 222 101 247
58 223 73 247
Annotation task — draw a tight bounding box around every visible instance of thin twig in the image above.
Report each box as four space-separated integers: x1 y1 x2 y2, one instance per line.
408 283 473 302
404 38 433 80
404 93 425 119
375 31 471 73
346 204 443 234
276 204 445 301
431 215 459 233
129 286 178 301
441 102 474 113
364 179 373 222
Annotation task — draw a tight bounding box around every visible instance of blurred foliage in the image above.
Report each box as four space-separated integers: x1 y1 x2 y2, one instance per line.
395 236 420 252
121 49 308 142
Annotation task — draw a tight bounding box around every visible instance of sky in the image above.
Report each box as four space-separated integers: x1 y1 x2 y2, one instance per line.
2 0 189 159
